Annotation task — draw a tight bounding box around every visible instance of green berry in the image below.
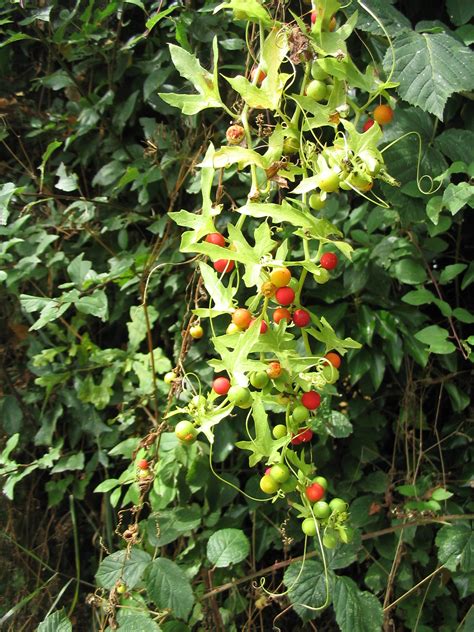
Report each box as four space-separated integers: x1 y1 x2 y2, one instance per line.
323 532 338 548
329 498 347 514
306 79 328 102
260 475 279 494
228 385 251 406
313 476 328 490
313 501 331 520
269 463 290 483
250 371 270 389
309 193 325 210
301 518 317 536
292 405 310 424
272 424 288 439
313 268 331 284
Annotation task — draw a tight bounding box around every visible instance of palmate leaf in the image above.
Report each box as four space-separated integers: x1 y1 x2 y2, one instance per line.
225 27 290 110
307 317 361 353
235 398 287 466
158 39 223 115
199 146 267 170
197 261 235 313
214 0 274 26
383 31 474 120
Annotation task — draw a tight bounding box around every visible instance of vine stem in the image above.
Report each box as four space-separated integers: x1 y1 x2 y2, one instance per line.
200 514 473 600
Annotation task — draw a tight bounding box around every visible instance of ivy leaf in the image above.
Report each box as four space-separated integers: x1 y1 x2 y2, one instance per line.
436 523 474 572
240 200 315 230
207 528 250 567
333 576 383 632
384 31 474 120
324 411 353 438
414 325 456 354
435 129 474 163
159 39 223 114
145 558 194 620
284 560 334 622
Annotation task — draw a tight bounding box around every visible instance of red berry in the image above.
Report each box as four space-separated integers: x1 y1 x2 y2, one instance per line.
362 119 374 132
250 318 268 333
301 391 321 410
299 428 314 443
205 233 226 247
275 286 295 306
273 308 292 324
305 482 325 502
320 252 338 270
214 259 235 274
293 309 311 327
291 433 302 445
212 376 231 395
137 459 149 470
311 10 316 24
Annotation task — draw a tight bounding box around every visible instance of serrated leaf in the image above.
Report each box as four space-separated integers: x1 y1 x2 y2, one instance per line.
95 549 151 590
443 182 474 215
333 576 383 632
384 31 474 120
435 129 474 163
436 523 474 572
37 610 71 632
145 558 194 620
207 528 250 567
283 560 334 622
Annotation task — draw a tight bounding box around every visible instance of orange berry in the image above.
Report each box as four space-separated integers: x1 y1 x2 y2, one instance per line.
373 104 393 125
324 352 341 369
269 267 291 288
273 308 292 324
266 361 282 379
232 308 252 329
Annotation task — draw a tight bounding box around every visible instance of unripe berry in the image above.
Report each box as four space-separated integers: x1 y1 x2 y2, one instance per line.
190 324 204 339
270 267 291 288
320 252 338 270
164 371 177 384
226 124 245 145
175 420 197 443
266 361 282 379
260 475 279 494
275 286 295 306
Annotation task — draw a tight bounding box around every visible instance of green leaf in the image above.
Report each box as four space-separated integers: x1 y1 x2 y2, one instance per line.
325 411 353 438
402 288 436 306
431 487 453 501
392 259 427 285
127 305 159 349
116 610 161 631
145 558 194 620
67 253 92 286
50 452 84 474
75 290 108 321
55 162 79 192
284 560 333 622
146 505 201 547
207 528 250 567
197 261 235 313
414 325 456 354
384 31 474 120
333 576 383 632
95 549 151 590
435 129 474 163
145 6 177 31
443 182 474 215
0 182 19 226
37 609 72 632
159 39 223 115
436 523 474 572
235 398 287 466
453 307 474 324
446 0 474 26
214 0 274 26
439 263 468 284
94 479 120 493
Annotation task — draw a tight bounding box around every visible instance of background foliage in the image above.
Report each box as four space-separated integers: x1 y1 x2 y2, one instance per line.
0 0 473 630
